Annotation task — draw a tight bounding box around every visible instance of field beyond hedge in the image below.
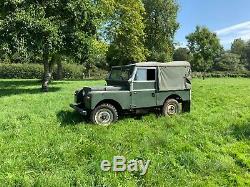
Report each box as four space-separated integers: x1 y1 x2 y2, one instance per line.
0 78 249 186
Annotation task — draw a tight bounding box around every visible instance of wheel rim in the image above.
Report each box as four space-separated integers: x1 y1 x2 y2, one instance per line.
95 109 113 125
167 104 177 115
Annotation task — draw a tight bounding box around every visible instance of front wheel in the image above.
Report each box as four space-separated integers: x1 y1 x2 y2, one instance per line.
162 99 180 116
90 104 118 126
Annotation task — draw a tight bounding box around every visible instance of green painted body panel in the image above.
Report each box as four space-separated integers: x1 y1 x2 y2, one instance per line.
133 81 156 90
90 91 131 110
131 90 156 108
86 87 190 110
156 90 191 106
131 81 156 108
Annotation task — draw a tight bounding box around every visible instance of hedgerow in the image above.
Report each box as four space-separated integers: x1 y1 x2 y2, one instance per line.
0 63 107 80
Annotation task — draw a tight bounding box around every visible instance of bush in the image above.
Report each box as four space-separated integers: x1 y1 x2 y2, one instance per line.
0 63 106 80
0 63 43 79
192 71 250 78
53 63 85 80
83 66 108 80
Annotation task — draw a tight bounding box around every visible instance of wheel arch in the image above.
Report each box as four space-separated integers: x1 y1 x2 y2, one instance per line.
95 99 122 113
164 94 183 104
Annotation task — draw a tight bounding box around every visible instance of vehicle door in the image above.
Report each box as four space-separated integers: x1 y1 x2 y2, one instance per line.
131 67 157 108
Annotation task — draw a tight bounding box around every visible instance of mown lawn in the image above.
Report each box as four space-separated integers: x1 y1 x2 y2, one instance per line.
0 78 249 186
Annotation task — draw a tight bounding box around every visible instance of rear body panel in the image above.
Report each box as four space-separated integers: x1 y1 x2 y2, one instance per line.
156 90 191 106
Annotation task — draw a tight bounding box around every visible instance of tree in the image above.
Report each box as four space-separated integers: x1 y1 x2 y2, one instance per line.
245 40 250 70
0 1 61 91
106 0 148 66
0 0 100 91
231 39 246 56
173 47 190 61
214 53 243 72
143 0 179 62
186 26 222 72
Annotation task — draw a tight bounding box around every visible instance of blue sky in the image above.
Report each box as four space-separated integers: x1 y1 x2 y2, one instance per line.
176 0 250 49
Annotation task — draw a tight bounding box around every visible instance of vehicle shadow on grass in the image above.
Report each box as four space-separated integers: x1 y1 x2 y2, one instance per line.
230 123 250 140
57 111 90 126
56 111 160 127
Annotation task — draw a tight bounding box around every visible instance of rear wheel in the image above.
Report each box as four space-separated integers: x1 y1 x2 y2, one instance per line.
162 99 180 116
90 104 118 126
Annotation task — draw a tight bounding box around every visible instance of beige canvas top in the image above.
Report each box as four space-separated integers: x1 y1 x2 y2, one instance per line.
112 61 190 68
135 61 190 67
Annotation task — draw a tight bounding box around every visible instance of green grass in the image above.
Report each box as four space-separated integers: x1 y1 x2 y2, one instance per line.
0 78 249 186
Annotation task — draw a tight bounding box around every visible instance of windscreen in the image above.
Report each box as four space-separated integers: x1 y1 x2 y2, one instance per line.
109 67 134 81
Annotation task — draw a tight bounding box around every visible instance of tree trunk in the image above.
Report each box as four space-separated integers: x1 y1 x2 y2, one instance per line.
56 60 63 80
85 62 91 79
202 71 206 80
42 54 52 92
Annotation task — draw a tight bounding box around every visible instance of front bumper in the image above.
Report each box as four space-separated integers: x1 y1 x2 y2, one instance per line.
70 104 87 116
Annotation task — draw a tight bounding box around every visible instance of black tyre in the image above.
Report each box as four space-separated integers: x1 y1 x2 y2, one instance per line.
162 99 180 116
90 104 118 125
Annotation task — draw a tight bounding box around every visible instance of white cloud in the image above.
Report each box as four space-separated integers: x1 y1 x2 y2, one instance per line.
215 21 250 48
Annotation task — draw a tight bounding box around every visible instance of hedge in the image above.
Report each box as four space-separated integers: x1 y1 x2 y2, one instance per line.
192 71 250 78
0 63 44 79
1 63 248 80
0 63 104 80
53 63 85 80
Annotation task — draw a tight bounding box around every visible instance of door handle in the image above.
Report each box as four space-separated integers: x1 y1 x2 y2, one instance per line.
152 93 155 97
134 92 137 94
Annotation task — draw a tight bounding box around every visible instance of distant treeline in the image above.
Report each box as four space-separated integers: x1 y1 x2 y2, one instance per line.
1 63 249 80
0 63 107 80
0 1 249 90
174 29 250 73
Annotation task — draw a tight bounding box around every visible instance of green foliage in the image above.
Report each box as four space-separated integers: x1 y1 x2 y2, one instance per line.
245 41 250 70
0 0 181 72
214 53 244 72
186 26 222 72
0 1 61 59
231 39 246 56
0 79 249 186
0 0 104 90
0 63 88 80
86 39 109 70
143 0 179 62
53 63 85 80
230 38 249 71
0 63 43 79
173 47 190 61
0 0 101 60
192 71 250 78
106 0 148 66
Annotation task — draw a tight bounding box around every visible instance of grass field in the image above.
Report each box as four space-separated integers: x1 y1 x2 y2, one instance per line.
0 78 249 186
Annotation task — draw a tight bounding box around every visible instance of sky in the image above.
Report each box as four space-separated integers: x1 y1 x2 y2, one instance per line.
176 0 250 49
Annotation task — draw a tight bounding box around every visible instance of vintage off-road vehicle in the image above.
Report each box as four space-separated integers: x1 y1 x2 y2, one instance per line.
70 61 191 125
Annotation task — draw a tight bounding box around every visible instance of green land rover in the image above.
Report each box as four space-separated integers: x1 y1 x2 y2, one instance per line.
70 61 192 125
